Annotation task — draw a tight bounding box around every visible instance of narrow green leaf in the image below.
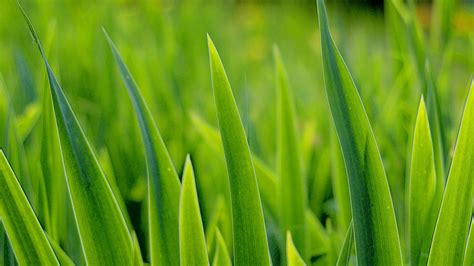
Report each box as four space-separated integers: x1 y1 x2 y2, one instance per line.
20 7 134 264
430 0 455 53
179 155 209 266
212 228 232 266
306 210 329 261
132 231 144 266
330 129 351 231
191 112 278 220
46 234 74 266
409 97 441 265
464 219 474 266
287 231 306 266
336 221 353 266
0 150 58 265
316 0 403 264
105 31 181 265
428 82 474 265
274 46 306 262
208 35 270 266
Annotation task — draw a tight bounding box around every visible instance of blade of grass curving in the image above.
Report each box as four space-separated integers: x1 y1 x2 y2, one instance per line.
208 35 270 266
179 155 209 266
336 221 353 266
20 7 134 264
464 219 474 266
0 150 58 265
428 82 474 265
105 31 181 266
274 46 307 262
408 97 441 265
212 228 232 266
287 232 306 266
316 0 403 264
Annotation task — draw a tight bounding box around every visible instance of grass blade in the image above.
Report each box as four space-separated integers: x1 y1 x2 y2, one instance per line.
105 32 181 265
274 46 307 262
408 97 441 265
179 156 209 266
287 232 306 266
464 219 474 266
336 221 353 266
212 228 232 266
0 150 58 265
20 7 134 264
316 0 403 264
208 35 270 266
428 82 474 265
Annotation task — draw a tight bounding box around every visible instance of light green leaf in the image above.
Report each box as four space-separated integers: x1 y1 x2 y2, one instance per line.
132 231 144 266
20 7 134 264
409 97 441 265
0 150 58 265
336 221 353 266
190 112 278 220
46 234 74 266
306 210 329 261
179 155 209 266
274 46 307 262
316 0 403 264
428 82 474 265
208 35 270 266
212 228 232 266
287 232 306 266
330 129 351 232
105 31 181 265
464 219 474 266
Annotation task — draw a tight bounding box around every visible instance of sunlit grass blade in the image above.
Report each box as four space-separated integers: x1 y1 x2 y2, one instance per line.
287 232 306 266
191 112 278 219
430 0 454 53
274 46 307 262
105 31 181 265
131 231 144 266
208 35 270 266
464 219 474 266
428 82 474 265
316 0 403 264
336 221 353 266
212 228 232 266
0 150 58 265
179 155 209 266
20 7 134 264
408 97 441 265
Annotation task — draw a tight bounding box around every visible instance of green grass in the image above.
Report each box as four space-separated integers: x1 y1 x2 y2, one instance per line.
0 0 473 265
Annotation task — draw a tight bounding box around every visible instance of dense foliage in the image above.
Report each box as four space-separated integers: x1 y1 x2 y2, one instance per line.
0 0 472 265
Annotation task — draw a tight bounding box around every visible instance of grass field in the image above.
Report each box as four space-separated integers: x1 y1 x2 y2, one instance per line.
0 0 473 265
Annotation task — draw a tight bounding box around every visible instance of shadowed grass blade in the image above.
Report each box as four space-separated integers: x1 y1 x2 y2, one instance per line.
316 0 403 264
0 150 58 265
287 232 306 266
105 31 181 266
20 7 134 264
409 97 441 265
428 82 474 265
274 47 307 262
179 156 209 266
208 35 270 266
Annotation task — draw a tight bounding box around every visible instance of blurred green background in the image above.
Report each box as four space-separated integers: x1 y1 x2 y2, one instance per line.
0 0 472 264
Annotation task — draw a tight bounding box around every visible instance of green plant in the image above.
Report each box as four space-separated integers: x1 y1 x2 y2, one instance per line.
0 0 472 265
